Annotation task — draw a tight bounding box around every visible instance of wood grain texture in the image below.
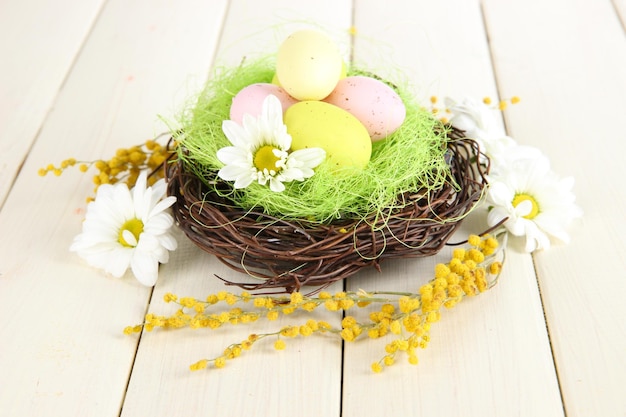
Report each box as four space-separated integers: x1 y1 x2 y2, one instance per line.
1 0 624 416
0 0 105 207
120 1 352 416
341 1 564 416
482 0 626 415
0 1 227 416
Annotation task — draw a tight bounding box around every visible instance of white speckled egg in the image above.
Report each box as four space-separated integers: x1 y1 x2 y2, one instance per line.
229 83 298 124
276 30 343 101
323 76 406 141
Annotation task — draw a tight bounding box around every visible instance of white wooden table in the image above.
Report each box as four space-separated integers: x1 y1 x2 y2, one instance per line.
1 1 625 416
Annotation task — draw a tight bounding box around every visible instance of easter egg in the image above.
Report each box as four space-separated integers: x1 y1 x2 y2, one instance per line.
272 61 347 87
323 76 406 141
229 83 298 124
284 101 371 170
276 30 343 101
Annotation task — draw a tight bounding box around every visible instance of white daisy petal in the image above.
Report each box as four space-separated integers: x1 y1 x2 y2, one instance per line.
232 172 255 189
222 120 251 149
218 164 253 182
288 148 326 169
122 230 138 247
158 233 178 252
149 196 177 219
269 177 286 192
217 146 250 166
105 247 133 278
130 250 159 286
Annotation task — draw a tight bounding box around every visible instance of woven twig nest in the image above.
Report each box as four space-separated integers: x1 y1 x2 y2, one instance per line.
165 127 488 293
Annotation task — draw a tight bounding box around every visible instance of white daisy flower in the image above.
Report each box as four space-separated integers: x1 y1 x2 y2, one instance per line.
217 94 326 192
486 155 583 252
445 97 516 165
70 172 177 286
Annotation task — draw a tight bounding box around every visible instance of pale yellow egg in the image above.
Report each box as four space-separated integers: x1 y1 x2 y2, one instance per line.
276 30 343 101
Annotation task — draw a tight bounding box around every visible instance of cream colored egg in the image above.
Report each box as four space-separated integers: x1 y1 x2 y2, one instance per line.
284 101 372 170
276 30 343 101
272 60 346 87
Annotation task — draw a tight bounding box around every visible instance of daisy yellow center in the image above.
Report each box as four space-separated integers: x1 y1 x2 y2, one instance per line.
253 145 281 173
512 193 540 219
118 218 144 247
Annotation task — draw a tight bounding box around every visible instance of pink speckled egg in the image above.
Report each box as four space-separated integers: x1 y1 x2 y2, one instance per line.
230 83 298 124
323 76 406 141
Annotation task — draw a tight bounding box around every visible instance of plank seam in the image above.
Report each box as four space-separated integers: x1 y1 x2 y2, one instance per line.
116 2 232 414
530 254 569 417
0 0 109 212
340 2 356 415
207 1 232 80
118 286 156 417
479 3 570 414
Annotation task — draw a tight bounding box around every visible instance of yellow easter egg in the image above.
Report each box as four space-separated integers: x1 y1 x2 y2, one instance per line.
273 60 346 87
284 101 372 170
276 30 343 101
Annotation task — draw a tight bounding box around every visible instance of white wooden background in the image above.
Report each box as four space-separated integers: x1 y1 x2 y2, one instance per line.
1 0 625 416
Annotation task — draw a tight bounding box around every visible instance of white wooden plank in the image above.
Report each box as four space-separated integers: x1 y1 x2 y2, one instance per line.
0 1 227 416
0 0 105 207
120 1 353 416
482 0 626 416
342 1 565 416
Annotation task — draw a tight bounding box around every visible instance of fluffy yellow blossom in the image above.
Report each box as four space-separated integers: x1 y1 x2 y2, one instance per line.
39 138 170 195
398 296 420 313
434 263 450 279
253 297 267 308
297 320 313 333
225 293 238 305
341 316 358 329
123 233 504 374
317 321 332 331
381 304 395 315
390 320 402 335
324 299 340 311
468 234 481 247
290 292 304 305
301 301 318 312
280 326 299 338
189 359 208 371
299 325 314 337
179 297 196 308
341 328 356 342
163 293 178 303
489 261 503 275
383 355 395 366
